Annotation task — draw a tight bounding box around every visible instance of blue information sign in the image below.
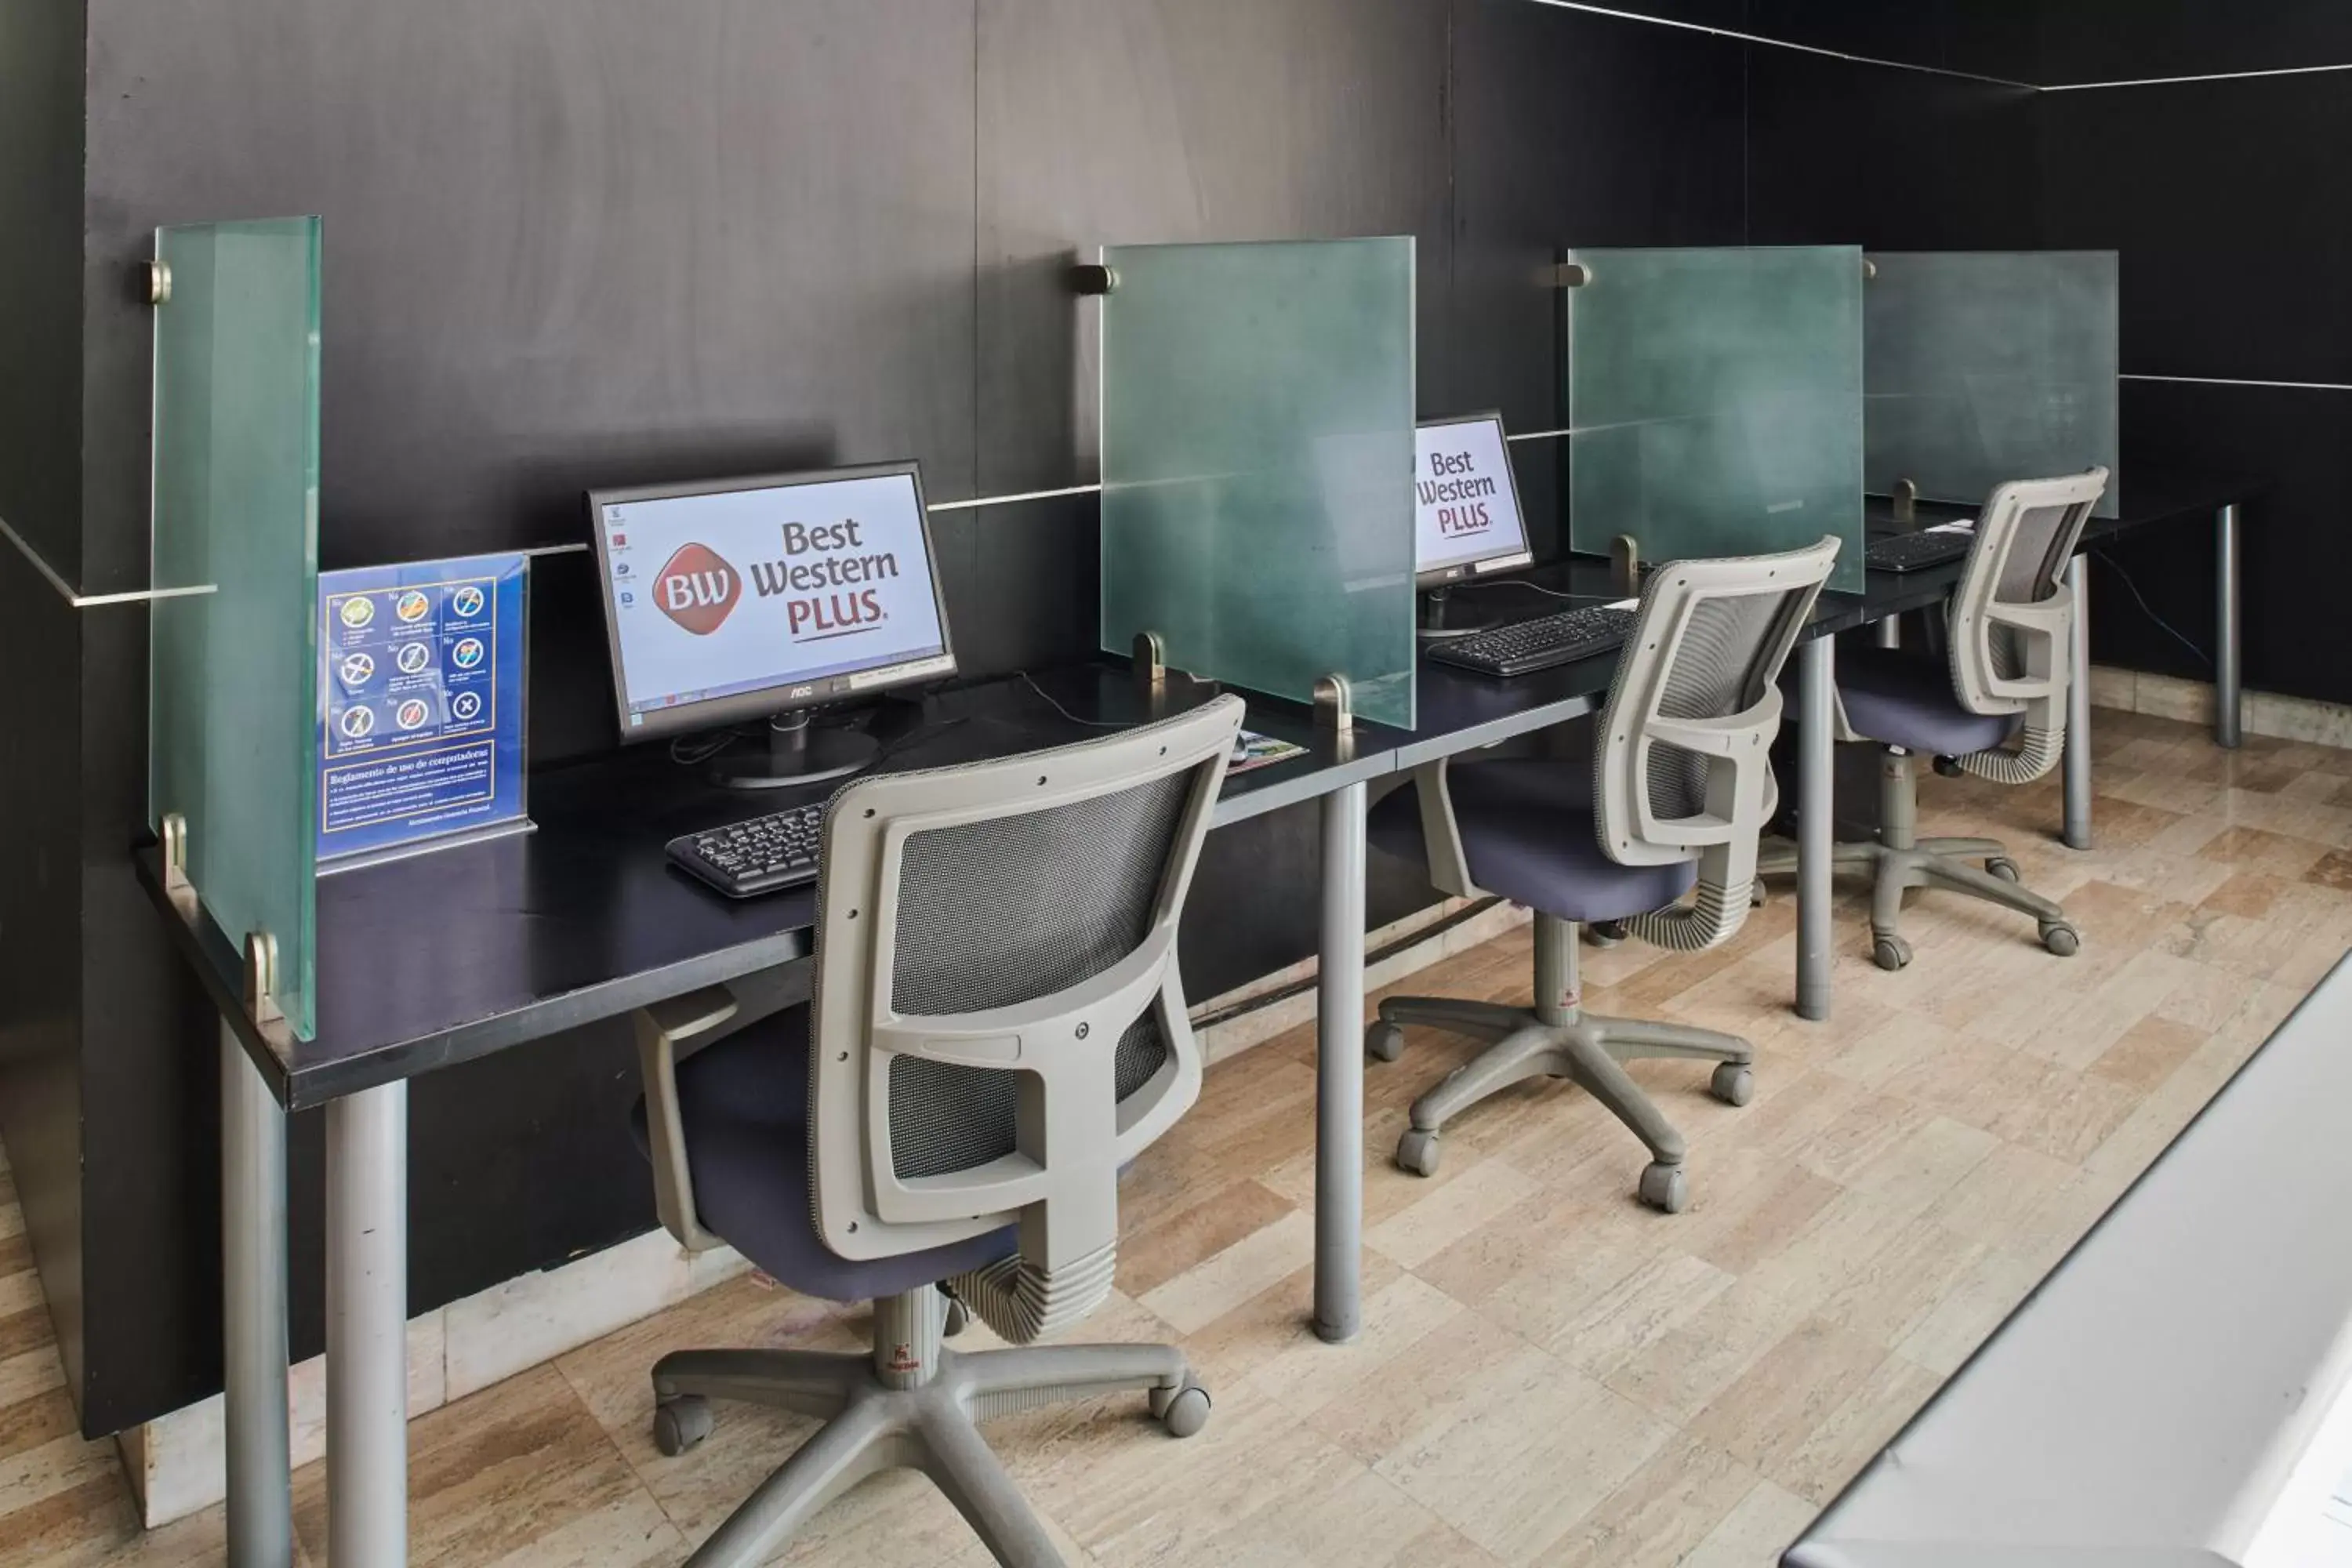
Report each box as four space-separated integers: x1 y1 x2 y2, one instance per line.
316 553 531 867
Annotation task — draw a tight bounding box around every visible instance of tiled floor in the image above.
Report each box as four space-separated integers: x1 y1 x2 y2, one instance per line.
4 710 2350 1566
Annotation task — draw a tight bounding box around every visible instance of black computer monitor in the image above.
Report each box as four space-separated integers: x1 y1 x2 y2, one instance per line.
588 461 958 789
1414 412 1534 589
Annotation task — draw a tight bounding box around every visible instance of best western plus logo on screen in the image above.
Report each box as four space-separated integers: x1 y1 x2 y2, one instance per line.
654 522 898 643
612 473 948 714
656 544 742 635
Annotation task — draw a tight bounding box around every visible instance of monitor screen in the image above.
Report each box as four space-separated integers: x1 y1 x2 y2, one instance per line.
590 463 956 740
1415 413 1533 583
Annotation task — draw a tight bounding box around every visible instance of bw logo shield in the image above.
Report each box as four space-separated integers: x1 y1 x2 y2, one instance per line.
655 544 741 636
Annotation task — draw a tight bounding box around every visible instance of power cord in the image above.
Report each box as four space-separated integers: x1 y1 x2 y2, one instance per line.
2091 548 2210 668
1017 670 1130 729
1443 578 1619 602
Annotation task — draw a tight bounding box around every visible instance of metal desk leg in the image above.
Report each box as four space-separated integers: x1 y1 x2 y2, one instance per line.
2064 558 2093 851
1875 613 1900 650
1313 781 1367 1345
328 1082 409 1567
222 1025 292 1568
1797 638 1835 1022
2216 503 2243 749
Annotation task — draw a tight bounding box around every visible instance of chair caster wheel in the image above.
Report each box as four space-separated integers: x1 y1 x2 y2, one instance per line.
1587 920 1627 948
1396 1128 1441 1178
1152 1380 1211 1439
1750 884 1768 908
1709 1063 1755 1107
1872 934 1913 971
1986 856 2021 882
2040 920 2081 957
1366 1019 1404 1064
653 1396 713 1457
1638 1162 1689 1214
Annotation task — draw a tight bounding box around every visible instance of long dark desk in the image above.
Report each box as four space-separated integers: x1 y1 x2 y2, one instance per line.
137 662 1408 1568
140 472 2253 1566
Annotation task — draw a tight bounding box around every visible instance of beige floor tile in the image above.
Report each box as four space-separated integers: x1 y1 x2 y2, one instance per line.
1543 1432 1760 1568
1366 1159 1540 1271
1679 1477 1822 1568
1918 1138 2079 1250
1766 1352 1944 1504
1895 1247 2045 1376
1600 1276 1810 1429
1114 1179 1297 1298
1686 1317 1886 1480
1138 1210 1316 1336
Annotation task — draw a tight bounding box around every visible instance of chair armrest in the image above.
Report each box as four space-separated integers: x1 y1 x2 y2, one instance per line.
632 985 742 1253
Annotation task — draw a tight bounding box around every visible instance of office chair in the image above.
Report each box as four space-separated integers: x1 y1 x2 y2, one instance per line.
628 695 1245 1566
1757 469 2105 970
1367 538 1839 1212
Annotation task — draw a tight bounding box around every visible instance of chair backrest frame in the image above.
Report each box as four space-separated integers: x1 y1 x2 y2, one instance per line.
806 695 1243 1292
1947 466 2108 722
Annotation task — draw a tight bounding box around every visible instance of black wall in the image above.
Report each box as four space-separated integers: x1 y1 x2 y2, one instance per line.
7 0 2045 1435
2035 9 2352 702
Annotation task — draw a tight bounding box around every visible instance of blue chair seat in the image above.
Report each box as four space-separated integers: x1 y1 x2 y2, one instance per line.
630 1007 1016 1303
1833 647 2020 757
1369 758 1697 924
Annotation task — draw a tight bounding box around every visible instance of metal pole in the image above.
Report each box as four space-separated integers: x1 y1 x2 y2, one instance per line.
2064 558 2093 851
1875 612 1900 650
1313 781 1367 1345
2215 503 2243 749
222 1025 293 1568
327 1082 409 1567
1797 637 1835 1022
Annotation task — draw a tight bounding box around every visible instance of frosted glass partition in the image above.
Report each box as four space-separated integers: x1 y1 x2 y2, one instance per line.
1866 251 2120 520
1566 246 1864 594
1101 238 1418 728
150 216 323 1040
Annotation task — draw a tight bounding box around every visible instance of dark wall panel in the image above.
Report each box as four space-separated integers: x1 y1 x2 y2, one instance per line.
2040 0 2352 84
0 0 91 1412
1748 52 2042 250
975 0 1454 499
82 0 981 739
1749 0 2042 81
2040 76 2352 387
1451 0 1747 555
2089 379 2352 706
0 0 87 579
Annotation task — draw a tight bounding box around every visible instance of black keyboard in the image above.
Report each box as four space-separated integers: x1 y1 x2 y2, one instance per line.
1866 529 1973 573
668 801 826 898
1427 605 1639 678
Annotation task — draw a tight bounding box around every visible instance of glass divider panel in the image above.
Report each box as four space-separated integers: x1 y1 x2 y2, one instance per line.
1101 238 1417 728
150 216 324 1040
1565 246 1864 594
1864 252 2121 520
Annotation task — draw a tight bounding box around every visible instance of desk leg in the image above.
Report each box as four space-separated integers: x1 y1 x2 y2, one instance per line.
327 1082 408 1567
1313 781 1367 1345
1797 638 1835 1023
2216 503 2243 749
222 1025 292 1568
2064 559 2093 851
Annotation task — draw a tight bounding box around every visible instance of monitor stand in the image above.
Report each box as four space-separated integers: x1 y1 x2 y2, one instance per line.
712 710 880 791
1416 585 1485 642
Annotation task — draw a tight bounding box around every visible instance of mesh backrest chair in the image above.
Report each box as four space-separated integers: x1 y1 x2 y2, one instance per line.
1758 468 2107 971
630 694 1243 1567
1367 538 1839 1213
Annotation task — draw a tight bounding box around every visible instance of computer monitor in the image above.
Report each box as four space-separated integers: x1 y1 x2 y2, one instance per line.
1414 412 1534 589
589 461 957 788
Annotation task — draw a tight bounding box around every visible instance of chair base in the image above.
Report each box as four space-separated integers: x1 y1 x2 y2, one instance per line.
1369 915 1754 1213
653 1290 1203 1567
1755 749 2078 969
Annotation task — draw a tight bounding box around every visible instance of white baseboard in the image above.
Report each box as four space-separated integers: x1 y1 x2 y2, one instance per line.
119 892 1519 1529
2089 664 2352 750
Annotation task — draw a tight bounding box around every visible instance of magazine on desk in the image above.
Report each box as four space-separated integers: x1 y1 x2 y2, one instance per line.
1228 730 1306 775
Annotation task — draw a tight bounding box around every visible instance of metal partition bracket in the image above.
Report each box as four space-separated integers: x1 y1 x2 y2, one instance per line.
1070 263 1118 296
1892 479 1918 526
244 931 286 1031
162 812 194 902
1132 631 1167 690
1610 535 1642 597
1554 262 1594 289
1313 673 1354 736
147 260 173 307
1863 257 1878 281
